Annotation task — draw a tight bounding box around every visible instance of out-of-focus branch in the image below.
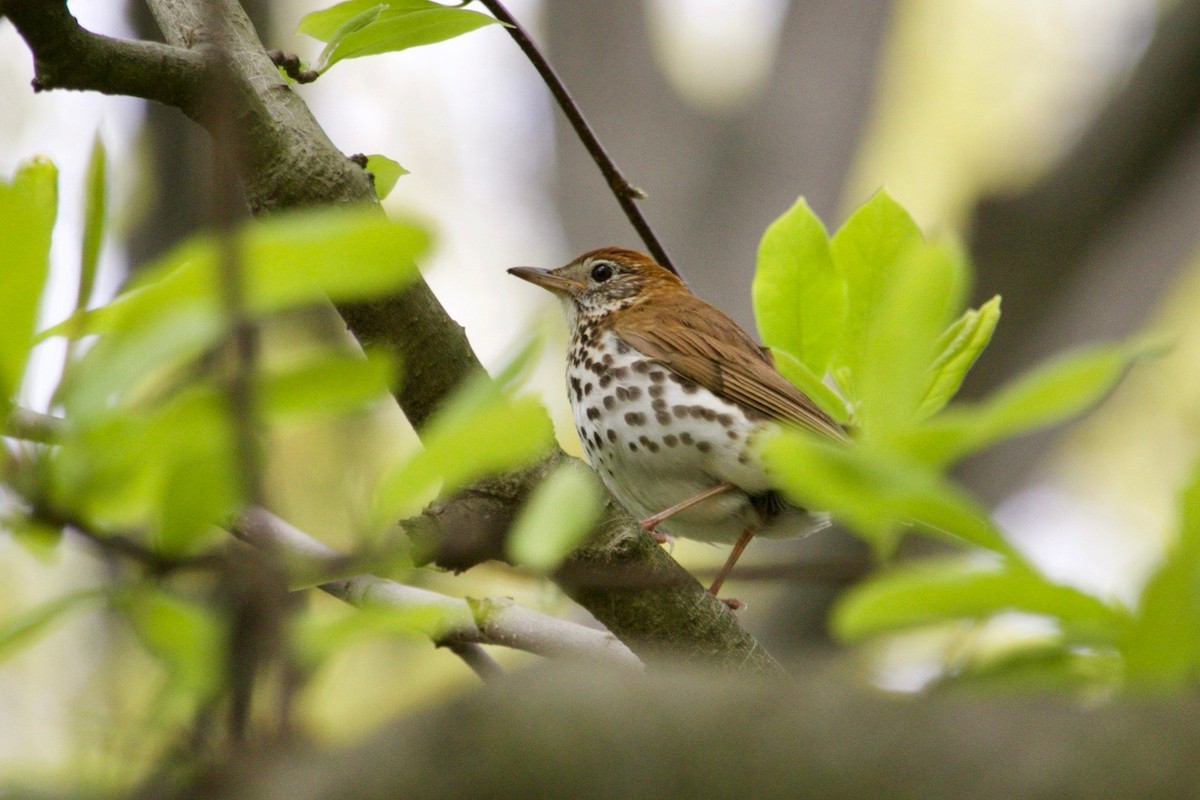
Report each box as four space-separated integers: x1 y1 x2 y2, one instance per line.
233 507 641 668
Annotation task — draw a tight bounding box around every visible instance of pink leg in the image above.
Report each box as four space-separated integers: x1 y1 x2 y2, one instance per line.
639 482 735 533
708 523 757 603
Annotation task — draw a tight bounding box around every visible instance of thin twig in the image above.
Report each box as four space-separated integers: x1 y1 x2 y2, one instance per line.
477 0 679 276
440 641 504 681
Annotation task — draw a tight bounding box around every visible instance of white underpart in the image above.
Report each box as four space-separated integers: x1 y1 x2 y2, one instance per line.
567 329 814 544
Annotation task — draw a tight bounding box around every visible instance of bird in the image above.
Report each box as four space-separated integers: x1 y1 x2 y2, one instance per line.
508 247 847 605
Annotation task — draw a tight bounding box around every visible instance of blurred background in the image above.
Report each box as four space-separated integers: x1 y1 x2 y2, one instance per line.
4 0 1200 782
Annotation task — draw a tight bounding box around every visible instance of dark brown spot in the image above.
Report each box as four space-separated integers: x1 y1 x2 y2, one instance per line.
570 377 582 401
603 396 616 410
651 398 666 411
649 371 666 384
738 453 750 464
697 441 711 453
717 413 734 427
648 385 664 399
612 367 629 380
626 386 642 400
615 387 628 402
672 405 688 417
607 429 617 443
663 434 678 447
629 442 638 452
727 430 740 440
638 435 659 453
632 360 650 374
589 361 606 375
599 375 612 388
602 354 614 366
586 407 601 420
680 432 694 445
592 431 604 449
681 382 698 395
656 412 671 425
616 340 631 355
624 412 646 426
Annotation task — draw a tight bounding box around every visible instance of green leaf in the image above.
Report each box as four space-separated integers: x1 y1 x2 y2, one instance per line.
52 208 429 340
157 452 235 555
769 348 850 424
761 430 1010 554
122 588 223 697
260 351 395 422
299 0 444 40
0 589 105 664
832 557 1129 646
908 339 1157 465
1122 461 1200 687
77 136 107 319
313 7 500 73
365 153 407 200
507 460 605 572
0 158 57 405
852 242 957 440
293 603 456 666
753 197 844 376
917 295 1001 418
375 377 554 517
829 189 923 387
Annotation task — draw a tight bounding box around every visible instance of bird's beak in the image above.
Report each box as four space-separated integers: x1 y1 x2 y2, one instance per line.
507 266 585 296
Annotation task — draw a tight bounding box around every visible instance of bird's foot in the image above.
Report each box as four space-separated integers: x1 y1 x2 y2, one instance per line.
651 530 675 552
715 594 745 611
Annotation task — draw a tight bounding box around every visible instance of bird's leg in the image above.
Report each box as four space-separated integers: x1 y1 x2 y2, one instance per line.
639 482 735 534
708 523 758 609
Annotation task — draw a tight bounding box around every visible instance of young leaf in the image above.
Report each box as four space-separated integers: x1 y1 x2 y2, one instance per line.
1122 460 1200 687
507 460 605 572
299 0 442 41
769 348 850 424
122 588 223 698
761 430 1010 554
259 351 396 422
918 295 1001 418
293 603 456 666
77 136 107 320
0 158 57 404
365 153 408 200
753 197 844 376
832 557 1129 646
314 7 500 73
829 189 923 385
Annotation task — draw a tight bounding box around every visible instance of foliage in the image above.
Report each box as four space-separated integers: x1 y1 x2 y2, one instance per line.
754 189 1162 689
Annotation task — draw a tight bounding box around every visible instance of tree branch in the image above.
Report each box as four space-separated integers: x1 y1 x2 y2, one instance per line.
477 0 678 276
0 0 204 108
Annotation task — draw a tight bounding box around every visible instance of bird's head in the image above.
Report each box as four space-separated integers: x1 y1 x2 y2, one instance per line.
508 247 685 325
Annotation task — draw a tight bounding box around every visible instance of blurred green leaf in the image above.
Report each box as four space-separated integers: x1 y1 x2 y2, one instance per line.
293 602 456 666
122 588 223 698
769 348 850 424
507 460 605 572
365 154 407 200
0 158 57 406
158 452 235 555
829 189 923 391
1122 461 1200 688
762 430 1009 554
55 208 429 340
77 136 106 320
918 295 1001 419
753 197 844 377
907 339 1156 465
260 351 395 422
832 557 1129 645
375 377 554 517
0 589 105 664
309 6 499 73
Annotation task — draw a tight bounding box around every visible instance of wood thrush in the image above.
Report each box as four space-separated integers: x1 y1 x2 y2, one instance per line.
509 247 847 603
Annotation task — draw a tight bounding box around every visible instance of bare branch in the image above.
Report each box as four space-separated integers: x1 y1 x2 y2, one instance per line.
477 0 678 275
0 0 204 110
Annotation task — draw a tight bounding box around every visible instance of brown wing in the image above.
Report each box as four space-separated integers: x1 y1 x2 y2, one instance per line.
611 294 848 442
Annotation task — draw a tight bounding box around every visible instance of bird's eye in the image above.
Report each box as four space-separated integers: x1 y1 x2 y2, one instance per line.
590 262 614 283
